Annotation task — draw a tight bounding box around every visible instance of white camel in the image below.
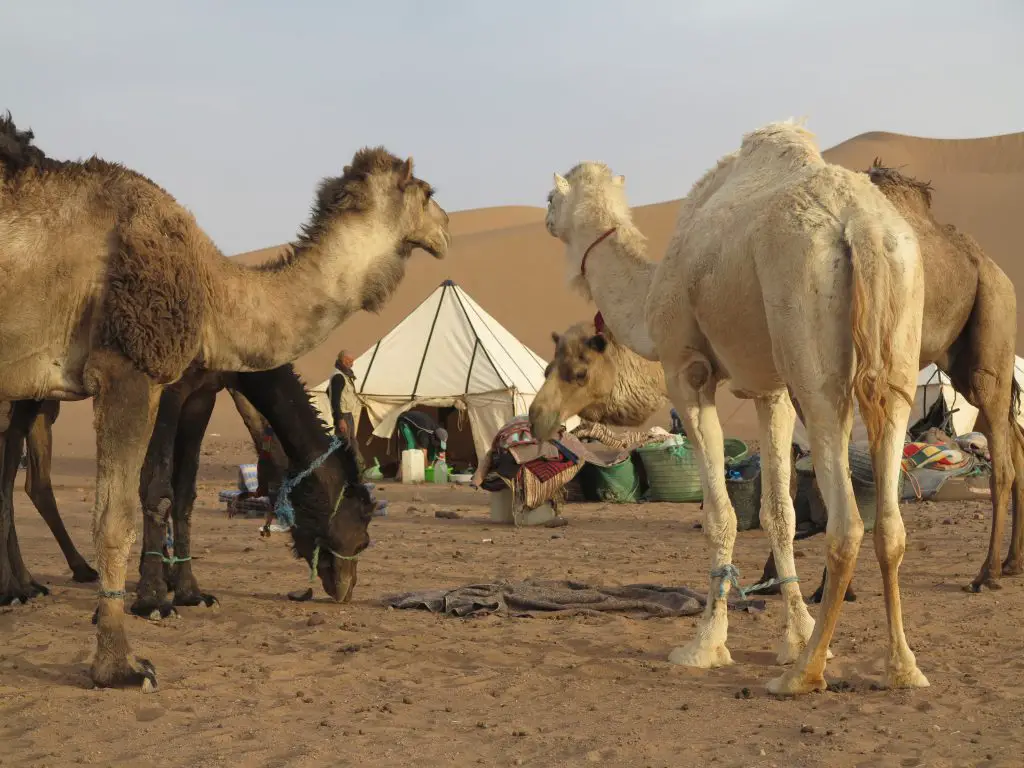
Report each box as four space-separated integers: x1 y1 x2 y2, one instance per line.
532 120 928 695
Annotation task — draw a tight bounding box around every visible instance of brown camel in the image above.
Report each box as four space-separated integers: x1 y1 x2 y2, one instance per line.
0 401 100 590
0 388 286 604
532 160 1023 601
0 365 366 615
0 112 450 690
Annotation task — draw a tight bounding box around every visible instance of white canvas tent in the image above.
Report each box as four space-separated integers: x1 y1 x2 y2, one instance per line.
312 280 563 466
792 356 1024 448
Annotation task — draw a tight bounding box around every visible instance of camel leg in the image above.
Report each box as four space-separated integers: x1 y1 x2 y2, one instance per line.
0 401 47 604
132 386 189 618
663 364 735 670
24 401 99 583
870 395 929 689
87 351 161 690
168 388 217 608
753 393 820 665
966 380 1015 592
767 393 859 696
1002 428 1024 575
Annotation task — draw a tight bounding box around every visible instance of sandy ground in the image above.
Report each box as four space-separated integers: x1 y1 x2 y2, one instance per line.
3 449 1024 768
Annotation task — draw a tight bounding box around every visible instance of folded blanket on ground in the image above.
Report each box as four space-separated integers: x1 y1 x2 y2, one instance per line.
381 579 764 618
902 442 972 472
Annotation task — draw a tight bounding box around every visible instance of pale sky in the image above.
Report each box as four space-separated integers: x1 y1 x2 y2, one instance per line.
2 0 1021 255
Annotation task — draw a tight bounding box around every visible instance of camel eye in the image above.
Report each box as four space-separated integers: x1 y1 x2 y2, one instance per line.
574 370 587 385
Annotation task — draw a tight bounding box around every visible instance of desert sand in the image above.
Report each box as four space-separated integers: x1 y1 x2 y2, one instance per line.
3 129 1024 767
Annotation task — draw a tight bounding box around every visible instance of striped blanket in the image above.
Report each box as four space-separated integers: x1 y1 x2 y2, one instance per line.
901 442 972 473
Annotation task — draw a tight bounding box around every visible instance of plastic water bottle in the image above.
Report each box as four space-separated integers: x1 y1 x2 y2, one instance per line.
432 455 449 485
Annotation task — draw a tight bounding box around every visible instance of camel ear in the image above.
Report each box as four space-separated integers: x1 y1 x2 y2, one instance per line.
586 334 608 353
399 157 414 189
612 175 625 187
553 173 570 195
551 331 561 346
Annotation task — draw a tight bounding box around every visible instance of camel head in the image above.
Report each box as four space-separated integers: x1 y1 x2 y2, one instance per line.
311 146 451 260
545 162 629 245
529 320 617 442
289 475 376 603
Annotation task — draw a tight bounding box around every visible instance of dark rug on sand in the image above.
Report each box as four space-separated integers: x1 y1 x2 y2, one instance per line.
381 579 765 618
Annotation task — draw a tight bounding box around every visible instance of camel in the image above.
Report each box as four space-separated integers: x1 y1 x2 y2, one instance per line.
756 161 1023 596
0 112 450 690
0 388 284 604
534 161 1024 601
0 364 368 615
0 400 100 589
533 120 927 695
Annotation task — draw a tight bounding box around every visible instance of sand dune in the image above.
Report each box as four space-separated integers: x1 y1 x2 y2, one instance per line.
47 129 1024 454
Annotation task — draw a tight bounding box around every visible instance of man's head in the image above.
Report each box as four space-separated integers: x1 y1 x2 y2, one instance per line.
435 427 449 450
336 350 355 372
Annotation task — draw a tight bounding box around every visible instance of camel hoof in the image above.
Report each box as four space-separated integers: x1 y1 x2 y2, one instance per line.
667 642 733 669
90 655 158 692
173 592 218 609
0 582 46 606
806 588 857 604
966 575 1002 592
130 597 178 620
884 665 930 690
29 581 50 597
766 669 827 696
72 564 100 583
1001 560 1024 577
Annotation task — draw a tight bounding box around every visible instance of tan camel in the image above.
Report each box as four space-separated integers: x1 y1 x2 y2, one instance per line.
534 120 927 695
0 112 450 690
534 161 1024 601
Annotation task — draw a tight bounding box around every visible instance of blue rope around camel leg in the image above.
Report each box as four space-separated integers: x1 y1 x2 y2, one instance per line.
711 564 799 601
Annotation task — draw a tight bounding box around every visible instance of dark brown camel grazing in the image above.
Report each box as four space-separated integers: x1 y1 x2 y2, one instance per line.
752 159 1024 600
131 362 371 618
0 363 373 609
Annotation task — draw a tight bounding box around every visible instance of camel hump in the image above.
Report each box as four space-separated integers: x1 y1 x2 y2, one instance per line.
99 215 205 383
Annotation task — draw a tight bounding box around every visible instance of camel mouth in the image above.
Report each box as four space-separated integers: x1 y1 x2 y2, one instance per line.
406 238 447 260
321 559 357 603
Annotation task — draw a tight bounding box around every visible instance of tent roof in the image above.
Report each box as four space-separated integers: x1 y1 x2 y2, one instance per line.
344 280 548 399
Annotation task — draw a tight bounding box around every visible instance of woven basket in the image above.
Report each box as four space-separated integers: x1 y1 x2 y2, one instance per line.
726 453 762 531
638 438 748 503
794 444 904 533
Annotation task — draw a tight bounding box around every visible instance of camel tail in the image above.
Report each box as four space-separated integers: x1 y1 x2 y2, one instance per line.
844 214 915 454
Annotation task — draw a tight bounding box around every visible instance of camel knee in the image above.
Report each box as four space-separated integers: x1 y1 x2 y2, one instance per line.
824 519 864 567
759 491 796 537
704 504 738 550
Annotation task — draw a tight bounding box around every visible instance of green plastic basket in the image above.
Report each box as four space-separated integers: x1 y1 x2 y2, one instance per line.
637 438 748 503
582 457 643 503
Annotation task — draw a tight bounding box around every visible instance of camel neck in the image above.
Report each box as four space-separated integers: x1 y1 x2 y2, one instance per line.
200 222 405 372
572 225 659 361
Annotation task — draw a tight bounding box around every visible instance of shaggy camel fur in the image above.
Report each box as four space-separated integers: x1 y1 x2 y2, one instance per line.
534 120 926 695
0 112 449 690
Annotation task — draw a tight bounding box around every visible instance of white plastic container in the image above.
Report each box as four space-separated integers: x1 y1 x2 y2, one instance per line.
401 449 425 484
